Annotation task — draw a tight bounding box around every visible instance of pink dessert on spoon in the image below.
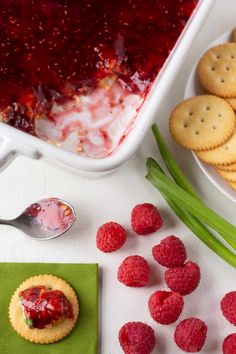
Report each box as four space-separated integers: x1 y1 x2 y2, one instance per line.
24 198 75 234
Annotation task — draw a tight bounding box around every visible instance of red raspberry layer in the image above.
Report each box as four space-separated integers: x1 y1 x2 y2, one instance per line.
19 286 73 329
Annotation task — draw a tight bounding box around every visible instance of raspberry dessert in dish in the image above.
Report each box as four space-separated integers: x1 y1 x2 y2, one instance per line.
0 0 198 159
9 275 79 344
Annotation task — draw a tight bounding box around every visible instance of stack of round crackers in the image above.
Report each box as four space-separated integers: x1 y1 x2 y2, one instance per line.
169 32 236 192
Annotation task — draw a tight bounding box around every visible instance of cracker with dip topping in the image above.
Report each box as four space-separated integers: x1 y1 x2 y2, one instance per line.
9 274 79 344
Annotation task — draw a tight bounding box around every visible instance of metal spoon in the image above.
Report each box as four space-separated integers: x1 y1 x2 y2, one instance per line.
0 198 76 240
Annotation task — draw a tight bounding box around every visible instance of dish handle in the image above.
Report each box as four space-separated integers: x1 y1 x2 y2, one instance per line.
0 138 16 171
0 137 41 172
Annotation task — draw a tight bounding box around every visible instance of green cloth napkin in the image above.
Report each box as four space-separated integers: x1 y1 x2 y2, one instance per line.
0 262 98 354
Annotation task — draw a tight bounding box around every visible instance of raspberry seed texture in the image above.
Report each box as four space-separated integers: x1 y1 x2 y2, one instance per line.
119 321 156 354
118 255 150 287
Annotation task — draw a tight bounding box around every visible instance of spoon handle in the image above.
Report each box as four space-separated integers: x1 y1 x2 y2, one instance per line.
0 219 14 226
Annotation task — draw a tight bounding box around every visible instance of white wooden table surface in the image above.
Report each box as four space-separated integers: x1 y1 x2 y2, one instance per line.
0 1 235 353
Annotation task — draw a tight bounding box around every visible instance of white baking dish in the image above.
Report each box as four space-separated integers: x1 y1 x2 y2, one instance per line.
0 0 215 175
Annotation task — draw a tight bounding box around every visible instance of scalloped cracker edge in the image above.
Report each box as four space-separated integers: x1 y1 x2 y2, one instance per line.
196 128 236 166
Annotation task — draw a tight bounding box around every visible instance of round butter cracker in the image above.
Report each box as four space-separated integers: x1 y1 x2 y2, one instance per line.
217 162 236 172
227 180 236 191
196 128 236 166
9 274 79 344
226 97 236 111
233 27 236 42
198 43 236 97
169 95 235 151
217 168 236 182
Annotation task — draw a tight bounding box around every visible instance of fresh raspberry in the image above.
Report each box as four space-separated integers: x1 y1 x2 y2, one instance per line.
221 292 236 325
119 321 156 354
96 222 126 253
117 255 150 287
223 334 236 354
174 318 208 352
148 290 184 325
165 261 200 295
131 203 163 235
152 235 187 268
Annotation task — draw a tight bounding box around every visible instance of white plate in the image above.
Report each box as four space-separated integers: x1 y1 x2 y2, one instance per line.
184 29 236 203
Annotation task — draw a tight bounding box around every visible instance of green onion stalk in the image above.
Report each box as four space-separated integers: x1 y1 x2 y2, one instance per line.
145 124 236 268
